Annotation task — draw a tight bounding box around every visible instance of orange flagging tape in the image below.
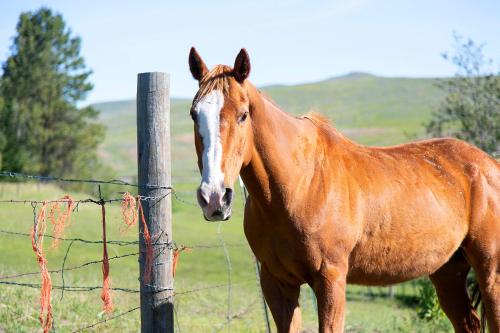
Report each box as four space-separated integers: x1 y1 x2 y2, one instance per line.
121 192 153 284
172 246 191 278
31 201 53 333
100 202 113 313
48 195 75 249
137 199 153 284
121 192 137 230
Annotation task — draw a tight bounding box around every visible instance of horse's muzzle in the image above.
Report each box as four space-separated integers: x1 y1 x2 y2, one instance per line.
197 185 233 222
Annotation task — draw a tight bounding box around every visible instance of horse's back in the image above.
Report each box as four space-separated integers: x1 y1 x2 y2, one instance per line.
358 137 499 199
400 137 499 211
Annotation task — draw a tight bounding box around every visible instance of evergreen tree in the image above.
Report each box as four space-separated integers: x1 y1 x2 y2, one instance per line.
0 96 5 169
0 7 104 176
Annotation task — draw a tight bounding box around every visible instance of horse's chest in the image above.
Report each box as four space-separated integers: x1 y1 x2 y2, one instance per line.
244 216 313 284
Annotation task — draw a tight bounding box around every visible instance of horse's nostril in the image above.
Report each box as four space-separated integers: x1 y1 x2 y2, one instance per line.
197 189 208 207
223 188 233 205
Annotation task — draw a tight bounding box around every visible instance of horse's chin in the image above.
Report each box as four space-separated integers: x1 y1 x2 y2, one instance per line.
203 215 231 222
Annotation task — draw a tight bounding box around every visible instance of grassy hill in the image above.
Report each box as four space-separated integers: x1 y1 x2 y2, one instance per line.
94 73 444 179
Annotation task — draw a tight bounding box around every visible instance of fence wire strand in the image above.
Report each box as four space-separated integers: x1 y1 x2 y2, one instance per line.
72 306 141 333
0 171 171 190
217 221 233 333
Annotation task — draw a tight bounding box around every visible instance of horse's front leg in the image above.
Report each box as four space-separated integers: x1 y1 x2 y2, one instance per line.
312 261 348 333
260 265 302 333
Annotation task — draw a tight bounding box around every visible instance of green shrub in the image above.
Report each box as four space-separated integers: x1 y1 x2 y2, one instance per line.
416 278 443 321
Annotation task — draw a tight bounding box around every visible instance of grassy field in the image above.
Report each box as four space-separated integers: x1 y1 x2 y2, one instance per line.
0 74 454 332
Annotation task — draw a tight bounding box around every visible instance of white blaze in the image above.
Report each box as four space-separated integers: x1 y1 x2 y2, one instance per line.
194 90 225 190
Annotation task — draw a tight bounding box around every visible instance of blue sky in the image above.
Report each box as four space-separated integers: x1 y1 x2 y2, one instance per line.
0 0 499 104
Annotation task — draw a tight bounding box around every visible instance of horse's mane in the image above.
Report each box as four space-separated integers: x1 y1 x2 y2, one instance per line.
301 112 331 126
259 92 332 127
301 111 350 142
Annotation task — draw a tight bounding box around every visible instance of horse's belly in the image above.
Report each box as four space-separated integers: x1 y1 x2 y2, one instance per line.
346 218 467 285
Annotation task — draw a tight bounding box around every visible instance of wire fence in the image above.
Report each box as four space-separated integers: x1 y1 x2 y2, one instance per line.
0 171 267 333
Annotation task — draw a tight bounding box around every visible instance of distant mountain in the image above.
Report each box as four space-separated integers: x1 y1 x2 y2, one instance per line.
93 74 444 178
327 71 376 80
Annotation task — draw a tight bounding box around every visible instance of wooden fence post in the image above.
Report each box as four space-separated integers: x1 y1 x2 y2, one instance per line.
137 72 173 333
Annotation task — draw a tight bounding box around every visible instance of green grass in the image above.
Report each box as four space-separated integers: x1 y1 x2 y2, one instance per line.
0 74 453 332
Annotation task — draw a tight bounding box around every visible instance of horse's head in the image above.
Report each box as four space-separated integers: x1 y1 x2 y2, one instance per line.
188 47 253 221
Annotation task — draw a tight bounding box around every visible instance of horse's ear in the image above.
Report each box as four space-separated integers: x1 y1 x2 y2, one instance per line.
233 48 251 83
189 47 208 81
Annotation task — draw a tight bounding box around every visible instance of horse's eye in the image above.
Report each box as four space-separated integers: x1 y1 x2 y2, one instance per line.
238 112 248 124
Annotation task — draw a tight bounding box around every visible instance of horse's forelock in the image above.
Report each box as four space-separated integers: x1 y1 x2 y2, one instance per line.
194 65 233 103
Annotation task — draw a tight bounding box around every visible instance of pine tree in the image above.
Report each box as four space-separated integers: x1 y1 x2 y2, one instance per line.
0 7 105 176
0 96 5 169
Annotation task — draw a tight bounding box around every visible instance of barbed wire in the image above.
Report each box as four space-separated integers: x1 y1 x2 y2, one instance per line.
0 170 260 332
217 221 233 333
0 229 138 246
0 189 199 211
72 306 140 333
0 198 119 204
0 194 170 205
70 279 257 332
60 240 75 300
170 190 198 207
0 251 139 280
0 228 247 249
0 171 171 190
0 280 140 293
212 298 259 333
0 279 254 296
174 279 254 297
0 169 204 210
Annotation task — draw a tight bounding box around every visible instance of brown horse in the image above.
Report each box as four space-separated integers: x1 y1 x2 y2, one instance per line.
188 47 500 333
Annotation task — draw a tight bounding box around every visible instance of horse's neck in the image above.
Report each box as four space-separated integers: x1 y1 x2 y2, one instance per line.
240 84 331 207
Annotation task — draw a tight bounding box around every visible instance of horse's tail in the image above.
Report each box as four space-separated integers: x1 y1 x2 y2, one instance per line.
471 280 486 333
